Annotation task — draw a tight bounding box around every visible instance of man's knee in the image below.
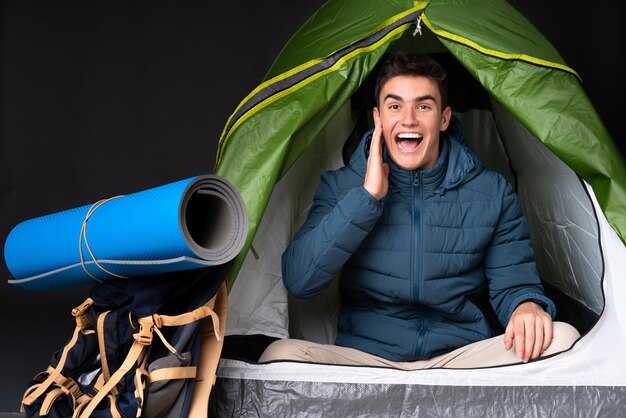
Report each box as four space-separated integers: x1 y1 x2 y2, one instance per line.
258 339 310 362
548 321 581 354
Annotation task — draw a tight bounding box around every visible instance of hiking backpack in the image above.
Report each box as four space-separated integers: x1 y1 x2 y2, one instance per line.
19 265 229 418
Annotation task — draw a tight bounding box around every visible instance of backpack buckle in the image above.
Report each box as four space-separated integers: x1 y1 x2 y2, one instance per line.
135 318 154 346
60 377 80 397
71 298 94 329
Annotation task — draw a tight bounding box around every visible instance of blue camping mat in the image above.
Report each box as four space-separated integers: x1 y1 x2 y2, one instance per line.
4 174 248 291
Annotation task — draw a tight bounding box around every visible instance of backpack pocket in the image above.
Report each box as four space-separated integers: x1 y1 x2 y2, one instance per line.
142 352 194 418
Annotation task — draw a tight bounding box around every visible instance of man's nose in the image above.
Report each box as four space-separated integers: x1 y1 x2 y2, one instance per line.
402 108 418 125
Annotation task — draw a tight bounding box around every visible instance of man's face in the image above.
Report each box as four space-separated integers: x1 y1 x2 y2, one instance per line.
374 75 451 171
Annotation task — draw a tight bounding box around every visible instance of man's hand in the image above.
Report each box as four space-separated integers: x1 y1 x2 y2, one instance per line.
364 111 389 201
504 301 553 363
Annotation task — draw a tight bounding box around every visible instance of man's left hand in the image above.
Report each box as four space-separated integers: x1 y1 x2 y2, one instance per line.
504 301 552 363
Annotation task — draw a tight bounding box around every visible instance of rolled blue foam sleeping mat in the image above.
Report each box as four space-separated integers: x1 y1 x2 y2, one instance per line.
4 174 248 291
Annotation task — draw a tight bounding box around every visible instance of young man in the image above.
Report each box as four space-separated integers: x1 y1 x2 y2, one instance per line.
260 53 579 369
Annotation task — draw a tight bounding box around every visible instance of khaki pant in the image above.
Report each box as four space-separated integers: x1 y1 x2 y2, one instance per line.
259 321 580 369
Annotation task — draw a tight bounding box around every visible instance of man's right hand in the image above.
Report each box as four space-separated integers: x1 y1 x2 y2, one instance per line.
364 111 389 201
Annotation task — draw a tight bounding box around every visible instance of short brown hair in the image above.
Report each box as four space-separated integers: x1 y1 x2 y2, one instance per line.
374 53 448 108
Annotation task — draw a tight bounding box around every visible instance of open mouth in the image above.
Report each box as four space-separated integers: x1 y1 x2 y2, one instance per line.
396 132 423 152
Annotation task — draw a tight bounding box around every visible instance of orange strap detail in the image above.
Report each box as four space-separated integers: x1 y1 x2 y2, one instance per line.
22 325 82 406
96 310 118 397
188 280 228 418
77 340 148 418
149 366 197 382
108 394 123 418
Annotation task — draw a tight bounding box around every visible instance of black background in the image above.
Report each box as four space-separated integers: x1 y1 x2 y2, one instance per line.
1 0 623 411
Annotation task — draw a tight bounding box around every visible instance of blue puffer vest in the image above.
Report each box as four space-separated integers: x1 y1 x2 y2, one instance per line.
282 118 555 361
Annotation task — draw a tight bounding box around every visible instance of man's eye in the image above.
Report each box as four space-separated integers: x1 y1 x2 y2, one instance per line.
389 104 400 110
418 104 430 110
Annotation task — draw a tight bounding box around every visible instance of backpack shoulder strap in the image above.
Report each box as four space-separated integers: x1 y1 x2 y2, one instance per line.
78 327 150 418
21 298 95 409
188 280 228 418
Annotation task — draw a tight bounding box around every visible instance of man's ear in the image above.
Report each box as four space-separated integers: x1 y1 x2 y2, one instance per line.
440 106 451 131
373 106 380 123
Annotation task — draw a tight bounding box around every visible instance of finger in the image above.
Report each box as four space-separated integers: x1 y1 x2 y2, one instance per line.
504 321 514 350
514 319 525 361
369 120 383 163
530 318 544 360
542 317 553 353
373 108 381 129
364 109 389 201
523 319 535 363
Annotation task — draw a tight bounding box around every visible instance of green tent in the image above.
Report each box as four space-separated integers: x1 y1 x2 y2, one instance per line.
215 0 625 278
211 0 626 415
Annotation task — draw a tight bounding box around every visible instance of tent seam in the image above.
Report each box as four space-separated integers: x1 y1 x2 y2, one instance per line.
420 13 580 81
215 5 425 168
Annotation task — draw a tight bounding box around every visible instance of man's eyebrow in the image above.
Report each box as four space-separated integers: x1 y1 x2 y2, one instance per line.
383 94 437 103
415 94 437 103
383 93 403 103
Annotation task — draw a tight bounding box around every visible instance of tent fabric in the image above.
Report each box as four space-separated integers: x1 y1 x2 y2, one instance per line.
215 0 626 284
213 381 626 417
210 0 626 414
214 4 423 284
4 175 248 291
213 362 626 417
484 100 604 315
